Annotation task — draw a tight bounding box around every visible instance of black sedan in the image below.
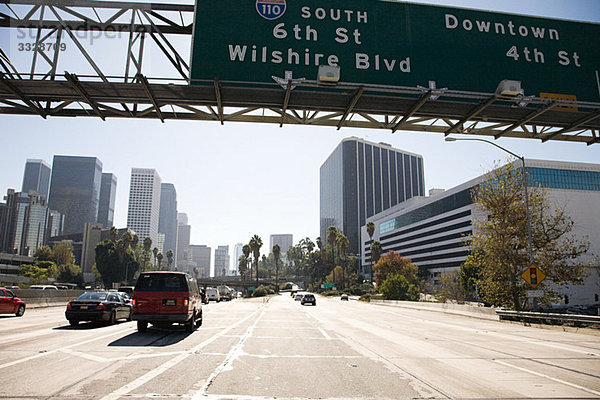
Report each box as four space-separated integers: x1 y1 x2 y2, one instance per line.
65 292 132 326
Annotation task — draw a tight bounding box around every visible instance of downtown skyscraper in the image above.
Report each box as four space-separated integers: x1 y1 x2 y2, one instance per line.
127 168 161 246
320 137 425 254
158 183 178 266
48 156 103 235
97 173 117 229
22 159 51 199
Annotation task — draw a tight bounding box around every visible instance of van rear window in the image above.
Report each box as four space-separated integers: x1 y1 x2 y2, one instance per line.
135 274 188 291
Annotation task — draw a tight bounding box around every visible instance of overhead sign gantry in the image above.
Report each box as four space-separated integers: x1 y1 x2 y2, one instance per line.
0 0 599 145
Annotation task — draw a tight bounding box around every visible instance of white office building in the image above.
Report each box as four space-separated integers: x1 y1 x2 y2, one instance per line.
214 245 230 277
269 234 293 254
361 159 600 306
127 168 162 247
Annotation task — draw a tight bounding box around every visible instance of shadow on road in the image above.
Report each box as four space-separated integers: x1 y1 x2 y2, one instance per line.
108 327 190 347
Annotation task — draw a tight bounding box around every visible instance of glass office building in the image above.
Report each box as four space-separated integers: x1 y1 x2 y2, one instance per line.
158 183 178 266
127 168 162 246
0 189 49 256
22 159 51 200
97 173 117 229
320 137 424 254
362 159 600 304
48 156 103 235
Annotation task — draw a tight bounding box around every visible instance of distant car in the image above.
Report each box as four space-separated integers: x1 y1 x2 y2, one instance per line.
0 287 26 316
132 271 203 333
65 291 131 326
118 286 135 295
3 285 20 290
301 293 316 306
206 288 221 302
294 293 304 301
29 285 58 290
341 294 349 301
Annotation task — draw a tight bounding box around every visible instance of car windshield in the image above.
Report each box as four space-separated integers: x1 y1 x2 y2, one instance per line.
76 292 108 301
135 274 187 291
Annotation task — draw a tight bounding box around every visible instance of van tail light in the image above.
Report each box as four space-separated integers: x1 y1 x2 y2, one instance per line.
132 298 136 307
96 303 106 311
67 302 72 310
183 297 189 307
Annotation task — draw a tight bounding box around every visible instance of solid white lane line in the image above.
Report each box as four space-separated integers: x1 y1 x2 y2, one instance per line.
99 305 265 400
190 306 268 399
494 359 600 396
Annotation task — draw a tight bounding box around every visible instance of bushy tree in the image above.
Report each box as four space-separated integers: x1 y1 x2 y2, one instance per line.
20 261 58 284
469 162 591 310
379 273 419 301
373 250 419 288
436 270 467 303
33 245 54 261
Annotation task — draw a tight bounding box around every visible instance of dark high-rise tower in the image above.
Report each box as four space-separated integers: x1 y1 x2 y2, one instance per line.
320 137 425 254
48 156 103 235
158 183 178 266
22 159 51 199
98 173 117 228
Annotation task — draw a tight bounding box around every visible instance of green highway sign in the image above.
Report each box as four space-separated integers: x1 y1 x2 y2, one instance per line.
323 283 335 289
191 1 600 102
248 286 256 291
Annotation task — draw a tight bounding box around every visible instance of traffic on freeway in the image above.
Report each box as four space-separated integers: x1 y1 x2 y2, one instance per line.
1 294 599 399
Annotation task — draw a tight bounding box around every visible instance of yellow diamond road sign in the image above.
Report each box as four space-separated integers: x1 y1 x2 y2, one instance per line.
521 265 546 289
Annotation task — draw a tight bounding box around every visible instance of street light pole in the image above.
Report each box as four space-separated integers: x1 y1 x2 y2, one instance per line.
445 137 533 264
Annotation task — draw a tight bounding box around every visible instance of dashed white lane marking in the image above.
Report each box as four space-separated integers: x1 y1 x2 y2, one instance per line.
99 305 265 400
494 359 600 396
0 328 131 370
318 327 331 340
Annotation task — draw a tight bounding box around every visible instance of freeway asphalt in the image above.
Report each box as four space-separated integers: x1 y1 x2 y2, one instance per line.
1 294 599 399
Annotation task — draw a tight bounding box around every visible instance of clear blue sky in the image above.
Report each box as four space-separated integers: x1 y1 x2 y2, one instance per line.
1 0 599 268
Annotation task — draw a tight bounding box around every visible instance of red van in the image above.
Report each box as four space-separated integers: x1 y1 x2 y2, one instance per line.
132 272 202 333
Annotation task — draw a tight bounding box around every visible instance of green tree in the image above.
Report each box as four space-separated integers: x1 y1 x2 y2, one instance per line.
249 235 263 287
157 252 164 270
53 241 75 267
242 244 251 281
152 247 159 269
370 241 383 281
327 226 338 264
20 261 58 284
435 270 467 303
95 240 122 286
273 243 281 292
373 250 419 289
57 263 83 285
379 273 419 301
109 226 118 241
166 250 174 270
469 162 591 310
366 222 375 241
33 245 53 261
238 255 249 281
143 237 152 272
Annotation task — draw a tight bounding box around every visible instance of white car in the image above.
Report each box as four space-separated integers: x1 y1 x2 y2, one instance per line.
206 288 221 302
294 293 304 301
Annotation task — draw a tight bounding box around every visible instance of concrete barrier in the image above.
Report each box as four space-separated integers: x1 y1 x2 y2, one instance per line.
11 289 85 309
370 299 498 321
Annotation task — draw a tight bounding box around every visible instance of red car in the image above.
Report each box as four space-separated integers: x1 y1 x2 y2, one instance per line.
0 287 26 317
132 272 203 333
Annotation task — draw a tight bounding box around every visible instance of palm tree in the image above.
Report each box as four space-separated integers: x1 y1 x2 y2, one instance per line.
242 244 251 281
131 233 139 250
238 255 249 281
249 234 263 287
143 237 152 271
366 221 376 278
273 244 281 292
157 252 164 270
166 249 174 270
152 247 159 269
316 236 323 251
370 241 383 283
337 233 349 289
327 226 338 265
366 222 375 241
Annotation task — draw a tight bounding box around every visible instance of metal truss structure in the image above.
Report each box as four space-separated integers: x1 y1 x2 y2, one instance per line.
1 0 599 145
